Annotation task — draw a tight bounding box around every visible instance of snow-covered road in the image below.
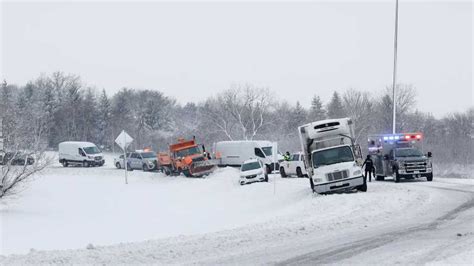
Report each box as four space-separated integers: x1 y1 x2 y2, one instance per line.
0 157 472 264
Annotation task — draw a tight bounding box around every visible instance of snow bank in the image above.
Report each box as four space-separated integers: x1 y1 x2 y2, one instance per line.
434 163 473 179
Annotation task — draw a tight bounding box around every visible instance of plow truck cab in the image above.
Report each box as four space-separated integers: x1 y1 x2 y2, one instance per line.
367 133 433 182
298 118 366 194
158 138 217 177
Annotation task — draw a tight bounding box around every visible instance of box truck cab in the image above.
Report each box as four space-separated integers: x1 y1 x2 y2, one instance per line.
213 140 278 173
298 118 366 194
58 141 105 167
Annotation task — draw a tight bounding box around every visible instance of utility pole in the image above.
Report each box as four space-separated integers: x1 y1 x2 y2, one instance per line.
392 0 399 134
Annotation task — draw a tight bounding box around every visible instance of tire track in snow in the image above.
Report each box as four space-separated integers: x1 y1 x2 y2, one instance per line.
277 184 474 265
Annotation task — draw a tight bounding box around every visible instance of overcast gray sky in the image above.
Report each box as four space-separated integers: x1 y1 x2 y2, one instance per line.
1 0 472 117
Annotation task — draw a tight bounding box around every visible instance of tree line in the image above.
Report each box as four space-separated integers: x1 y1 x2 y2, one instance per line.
1 72 472 165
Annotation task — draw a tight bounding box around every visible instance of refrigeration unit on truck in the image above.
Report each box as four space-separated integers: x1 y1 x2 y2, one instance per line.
298 118 366 194
58 141 105 167
367 133 433 182
213 140 280 173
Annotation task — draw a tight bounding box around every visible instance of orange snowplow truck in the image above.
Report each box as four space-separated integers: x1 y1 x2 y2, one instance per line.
158 138 217 177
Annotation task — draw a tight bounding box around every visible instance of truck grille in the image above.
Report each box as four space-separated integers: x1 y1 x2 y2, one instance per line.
404 161 426 172
245 175 257 179
326 170 349 181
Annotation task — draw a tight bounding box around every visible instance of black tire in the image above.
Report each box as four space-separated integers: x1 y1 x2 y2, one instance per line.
296 167 304 178
280 167 287 178
427 173 433 182
62 160 69 167
394 169 400 183
115 162 121 169
357 183 367 192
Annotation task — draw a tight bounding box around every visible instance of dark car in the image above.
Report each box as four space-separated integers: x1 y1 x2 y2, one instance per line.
0 151 35 165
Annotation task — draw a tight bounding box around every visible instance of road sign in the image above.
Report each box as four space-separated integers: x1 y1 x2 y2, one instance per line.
115 130 133 150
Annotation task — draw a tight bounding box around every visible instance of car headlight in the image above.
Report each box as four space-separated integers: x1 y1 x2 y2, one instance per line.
313 178 323 183
353 170 361 176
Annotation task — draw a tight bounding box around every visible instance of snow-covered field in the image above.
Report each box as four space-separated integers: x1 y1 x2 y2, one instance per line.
1 154 473 264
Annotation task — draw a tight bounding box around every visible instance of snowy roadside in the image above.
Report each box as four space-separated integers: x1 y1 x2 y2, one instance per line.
2 157 471 265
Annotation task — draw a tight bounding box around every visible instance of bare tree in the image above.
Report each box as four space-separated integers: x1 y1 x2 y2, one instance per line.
343 89 373 143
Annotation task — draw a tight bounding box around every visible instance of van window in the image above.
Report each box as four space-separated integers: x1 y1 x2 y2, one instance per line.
291 154 299 161
254 148 265 158
83 146 100 154
261 146 272 156
78 148 86 157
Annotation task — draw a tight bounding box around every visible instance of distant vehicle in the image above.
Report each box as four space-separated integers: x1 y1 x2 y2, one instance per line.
213 140 280 173
0 151 34 165
280 152 307 178
114 150 158 171
239 158 268 185
368 133 433 182
299 118 366 194
158 138 216 177
58 141 105 167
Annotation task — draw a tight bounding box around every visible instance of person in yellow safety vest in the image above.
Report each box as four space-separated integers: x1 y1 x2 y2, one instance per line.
283 151 291 161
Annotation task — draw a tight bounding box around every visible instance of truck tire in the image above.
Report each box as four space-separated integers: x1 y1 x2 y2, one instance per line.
357 183 367 192
296 167 304 178
375 175 385 181
62 160 69 167
115 162 121 169
427 173 433 182
280 167 287 178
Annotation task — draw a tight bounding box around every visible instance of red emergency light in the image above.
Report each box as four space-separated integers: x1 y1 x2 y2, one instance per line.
404 134 422 140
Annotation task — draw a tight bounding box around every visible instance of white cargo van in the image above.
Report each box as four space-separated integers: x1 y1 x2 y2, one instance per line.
58 141 105 167
213 140 277 173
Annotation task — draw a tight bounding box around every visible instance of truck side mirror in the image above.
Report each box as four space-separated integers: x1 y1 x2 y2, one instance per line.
427 151 432 158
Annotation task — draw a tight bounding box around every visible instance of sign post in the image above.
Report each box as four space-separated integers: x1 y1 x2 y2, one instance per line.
115 130 133 184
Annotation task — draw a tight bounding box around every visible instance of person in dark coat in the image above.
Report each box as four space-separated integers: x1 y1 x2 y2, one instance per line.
362 155 374 183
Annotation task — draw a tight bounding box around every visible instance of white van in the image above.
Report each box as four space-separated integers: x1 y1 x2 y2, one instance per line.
213 140 277 173
58 141 105 167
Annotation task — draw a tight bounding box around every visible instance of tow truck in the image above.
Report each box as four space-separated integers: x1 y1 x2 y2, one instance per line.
158 138 217 177
367 133 433 182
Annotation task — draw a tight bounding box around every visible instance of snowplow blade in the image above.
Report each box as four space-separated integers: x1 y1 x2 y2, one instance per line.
190 159 217 177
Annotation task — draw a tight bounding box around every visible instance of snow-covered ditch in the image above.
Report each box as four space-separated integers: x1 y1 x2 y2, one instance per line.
0 155 471 263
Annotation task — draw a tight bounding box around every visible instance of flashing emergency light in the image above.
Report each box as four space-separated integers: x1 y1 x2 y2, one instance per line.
383 136 388 140
416 134 422 139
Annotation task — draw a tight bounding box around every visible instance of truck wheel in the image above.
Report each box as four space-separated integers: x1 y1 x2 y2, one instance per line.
427 173 433 182
115 162 121 169
82 161 89 167
62 160 69 167
357 183 367 192
296 167 304 178
280 167 287 178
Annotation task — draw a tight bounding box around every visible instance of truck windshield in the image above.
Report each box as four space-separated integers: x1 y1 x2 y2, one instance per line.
176 146 201 157
262 147 272 156
83 146 100 154
140 152 156 158
395 148 423 157
241 161 261 171
312 146 354 168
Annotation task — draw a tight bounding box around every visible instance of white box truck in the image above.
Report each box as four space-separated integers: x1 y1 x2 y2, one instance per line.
213 140 279 173
298 118 366 194
58 141 105 167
